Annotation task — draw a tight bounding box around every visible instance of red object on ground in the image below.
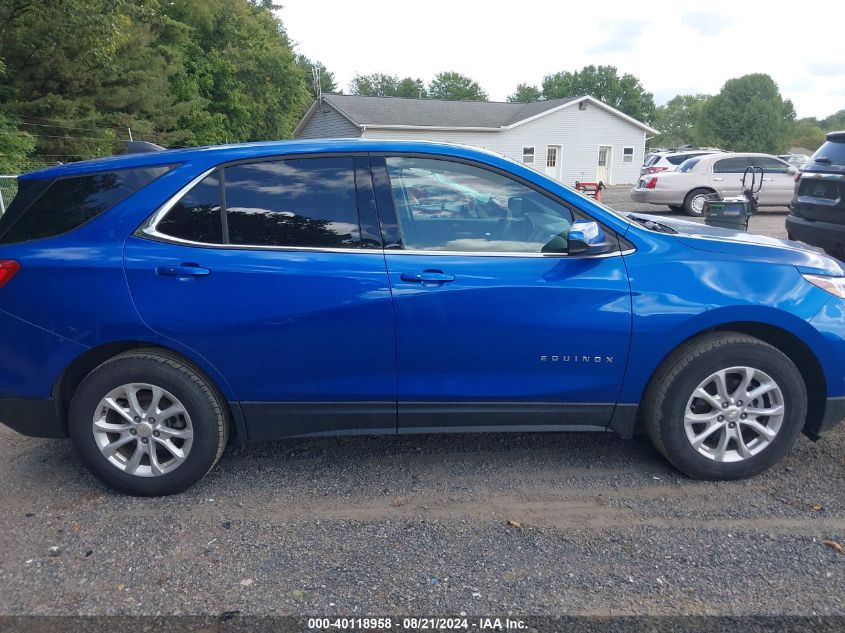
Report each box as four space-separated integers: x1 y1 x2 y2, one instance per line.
574 181 607 201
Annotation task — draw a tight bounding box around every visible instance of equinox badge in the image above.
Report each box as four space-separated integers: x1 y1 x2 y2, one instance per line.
540 355 615 364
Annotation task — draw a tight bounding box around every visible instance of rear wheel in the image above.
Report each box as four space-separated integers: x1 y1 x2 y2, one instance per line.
69 349 229 496
683 188 712 217
643 332 806 480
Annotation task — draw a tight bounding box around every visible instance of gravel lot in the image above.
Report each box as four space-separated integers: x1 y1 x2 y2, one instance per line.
1 187 842 621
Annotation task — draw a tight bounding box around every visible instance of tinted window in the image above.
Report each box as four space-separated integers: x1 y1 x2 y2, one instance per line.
812 140 845 167
667 152 705 165
156 172 224 243
0 166 172 243
713 157 751 173
751 157 790 173
386 156 580 253
678 158 700 173
225 157 361 248
0 178 51 235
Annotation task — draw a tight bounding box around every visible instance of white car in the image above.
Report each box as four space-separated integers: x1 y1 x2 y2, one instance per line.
631 153 798 216
640 149 722 176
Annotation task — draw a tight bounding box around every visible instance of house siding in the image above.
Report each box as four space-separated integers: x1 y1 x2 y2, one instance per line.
296 105 360 139
361 103 647 185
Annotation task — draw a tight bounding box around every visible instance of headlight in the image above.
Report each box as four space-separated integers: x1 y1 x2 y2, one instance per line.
803 274 845 298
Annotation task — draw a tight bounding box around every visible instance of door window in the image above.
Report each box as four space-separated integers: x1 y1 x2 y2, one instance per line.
385 156 580 254
713 157 751 173
546 147 558 167
751 157 790 173
225 157 361 248
156 172 224 244
598 148 609 167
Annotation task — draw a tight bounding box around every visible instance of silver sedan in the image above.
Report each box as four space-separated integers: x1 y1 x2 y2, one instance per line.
631 153 798 216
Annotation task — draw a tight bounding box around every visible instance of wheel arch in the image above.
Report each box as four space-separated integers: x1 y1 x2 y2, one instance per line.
52 341 246 442
628 322 825 438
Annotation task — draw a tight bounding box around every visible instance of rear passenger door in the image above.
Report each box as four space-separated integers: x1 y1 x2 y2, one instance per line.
751 156 795 206
710 157 750 196
124 155 397 440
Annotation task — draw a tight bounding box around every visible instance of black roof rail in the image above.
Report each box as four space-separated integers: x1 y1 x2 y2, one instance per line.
125 141 166 154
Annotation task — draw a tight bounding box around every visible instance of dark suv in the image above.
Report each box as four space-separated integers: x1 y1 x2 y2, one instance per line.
787 131 845 258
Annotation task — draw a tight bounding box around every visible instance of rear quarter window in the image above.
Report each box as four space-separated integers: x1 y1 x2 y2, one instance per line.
812 141 845 167
0 166 173 244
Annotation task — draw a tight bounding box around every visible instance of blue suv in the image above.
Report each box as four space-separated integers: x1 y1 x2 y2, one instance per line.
0 140 843 495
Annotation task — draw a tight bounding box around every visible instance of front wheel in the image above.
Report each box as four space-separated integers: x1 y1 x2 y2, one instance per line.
643 333 806 480
683 188 712 217
69 349 229 496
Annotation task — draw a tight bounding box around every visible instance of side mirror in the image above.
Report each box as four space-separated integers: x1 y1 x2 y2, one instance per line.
567 219 615 255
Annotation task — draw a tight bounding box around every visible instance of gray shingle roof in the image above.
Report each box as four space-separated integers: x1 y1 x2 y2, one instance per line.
322 94 584 128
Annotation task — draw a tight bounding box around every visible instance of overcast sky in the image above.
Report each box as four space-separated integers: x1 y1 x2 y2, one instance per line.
277 0 845 119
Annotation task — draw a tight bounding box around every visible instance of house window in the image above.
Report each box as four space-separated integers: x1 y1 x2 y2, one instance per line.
546 147 558 167
623 147 634 163
522 147 535 164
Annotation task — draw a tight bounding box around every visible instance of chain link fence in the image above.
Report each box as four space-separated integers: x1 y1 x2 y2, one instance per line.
0 176 18 217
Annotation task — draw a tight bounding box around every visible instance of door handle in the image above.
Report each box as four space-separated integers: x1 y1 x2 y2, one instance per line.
712 177 724 181
400 270 456 284
763 178 774 181
156 263 211 278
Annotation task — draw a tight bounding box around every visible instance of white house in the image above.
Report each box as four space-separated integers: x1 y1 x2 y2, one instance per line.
293 94 657 186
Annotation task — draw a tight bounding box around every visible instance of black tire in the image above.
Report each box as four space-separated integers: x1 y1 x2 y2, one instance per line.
643 332 807 480
668 205 684 214
69 349 229 496
683 188 712 217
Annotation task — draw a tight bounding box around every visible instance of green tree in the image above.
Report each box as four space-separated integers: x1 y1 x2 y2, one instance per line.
821 110 845 131
296 55 338 98
651 94 710 148
427 72 487 101
507 84 542 103
395 77 427 99
790 119 826 151
696 74 795 153
0 112 35 173
541 65 655 123
349 73 400 97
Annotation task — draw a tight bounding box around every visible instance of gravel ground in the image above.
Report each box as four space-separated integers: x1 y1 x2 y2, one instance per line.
1 188 843 621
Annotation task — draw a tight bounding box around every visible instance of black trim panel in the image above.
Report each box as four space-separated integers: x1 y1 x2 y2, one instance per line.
399 402 615 429
0 397 65 438
607 403 639 439
240 401 396 441
804 396 845 441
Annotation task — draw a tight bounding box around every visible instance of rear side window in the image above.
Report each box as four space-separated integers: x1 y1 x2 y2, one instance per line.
678 158 700 173
156 173 224 244
0 166 172 244
812 140 845 167
224 157 361 248
713 157 751 173
667 153 703 165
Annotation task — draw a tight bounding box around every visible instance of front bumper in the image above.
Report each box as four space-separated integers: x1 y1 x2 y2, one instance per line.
805 396 845 441
786 214 845 253
0 397 66 438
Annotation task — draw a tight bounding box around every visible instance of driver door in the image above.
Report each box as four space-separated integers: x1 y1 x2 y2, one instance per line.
375 155 633 432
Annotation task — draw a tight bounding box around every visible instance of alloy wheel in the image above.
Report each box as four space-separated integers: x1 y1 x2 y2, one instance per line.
92 383 193 477
683 366 784 462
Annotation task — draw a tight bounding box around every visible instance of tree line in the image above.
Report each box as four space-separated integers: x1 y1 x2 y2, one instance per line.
0 1 839 173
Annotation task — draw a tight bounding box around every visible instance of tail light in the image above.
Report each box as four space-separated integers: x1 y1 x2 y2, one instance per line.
645 177 658 189
0 260 21 290
643 166 669 175
794 171 802 183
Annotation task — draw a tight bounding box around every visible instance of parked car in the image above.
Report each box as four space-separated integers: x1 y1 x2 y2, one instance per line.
631 153 798 216
779 154 812 170
786 132 845 258
1 139 844 495
640 149 722 176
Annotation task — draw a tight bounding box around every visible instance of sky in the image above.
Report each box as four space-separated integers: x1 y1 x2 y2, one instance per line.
277 0 845 119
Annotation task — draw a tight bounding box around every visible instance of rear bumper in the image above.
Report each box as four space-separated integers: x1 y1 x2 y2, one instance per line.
786 214 845 253
0 396 66 438
804 396 845 441
630 188 682 205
